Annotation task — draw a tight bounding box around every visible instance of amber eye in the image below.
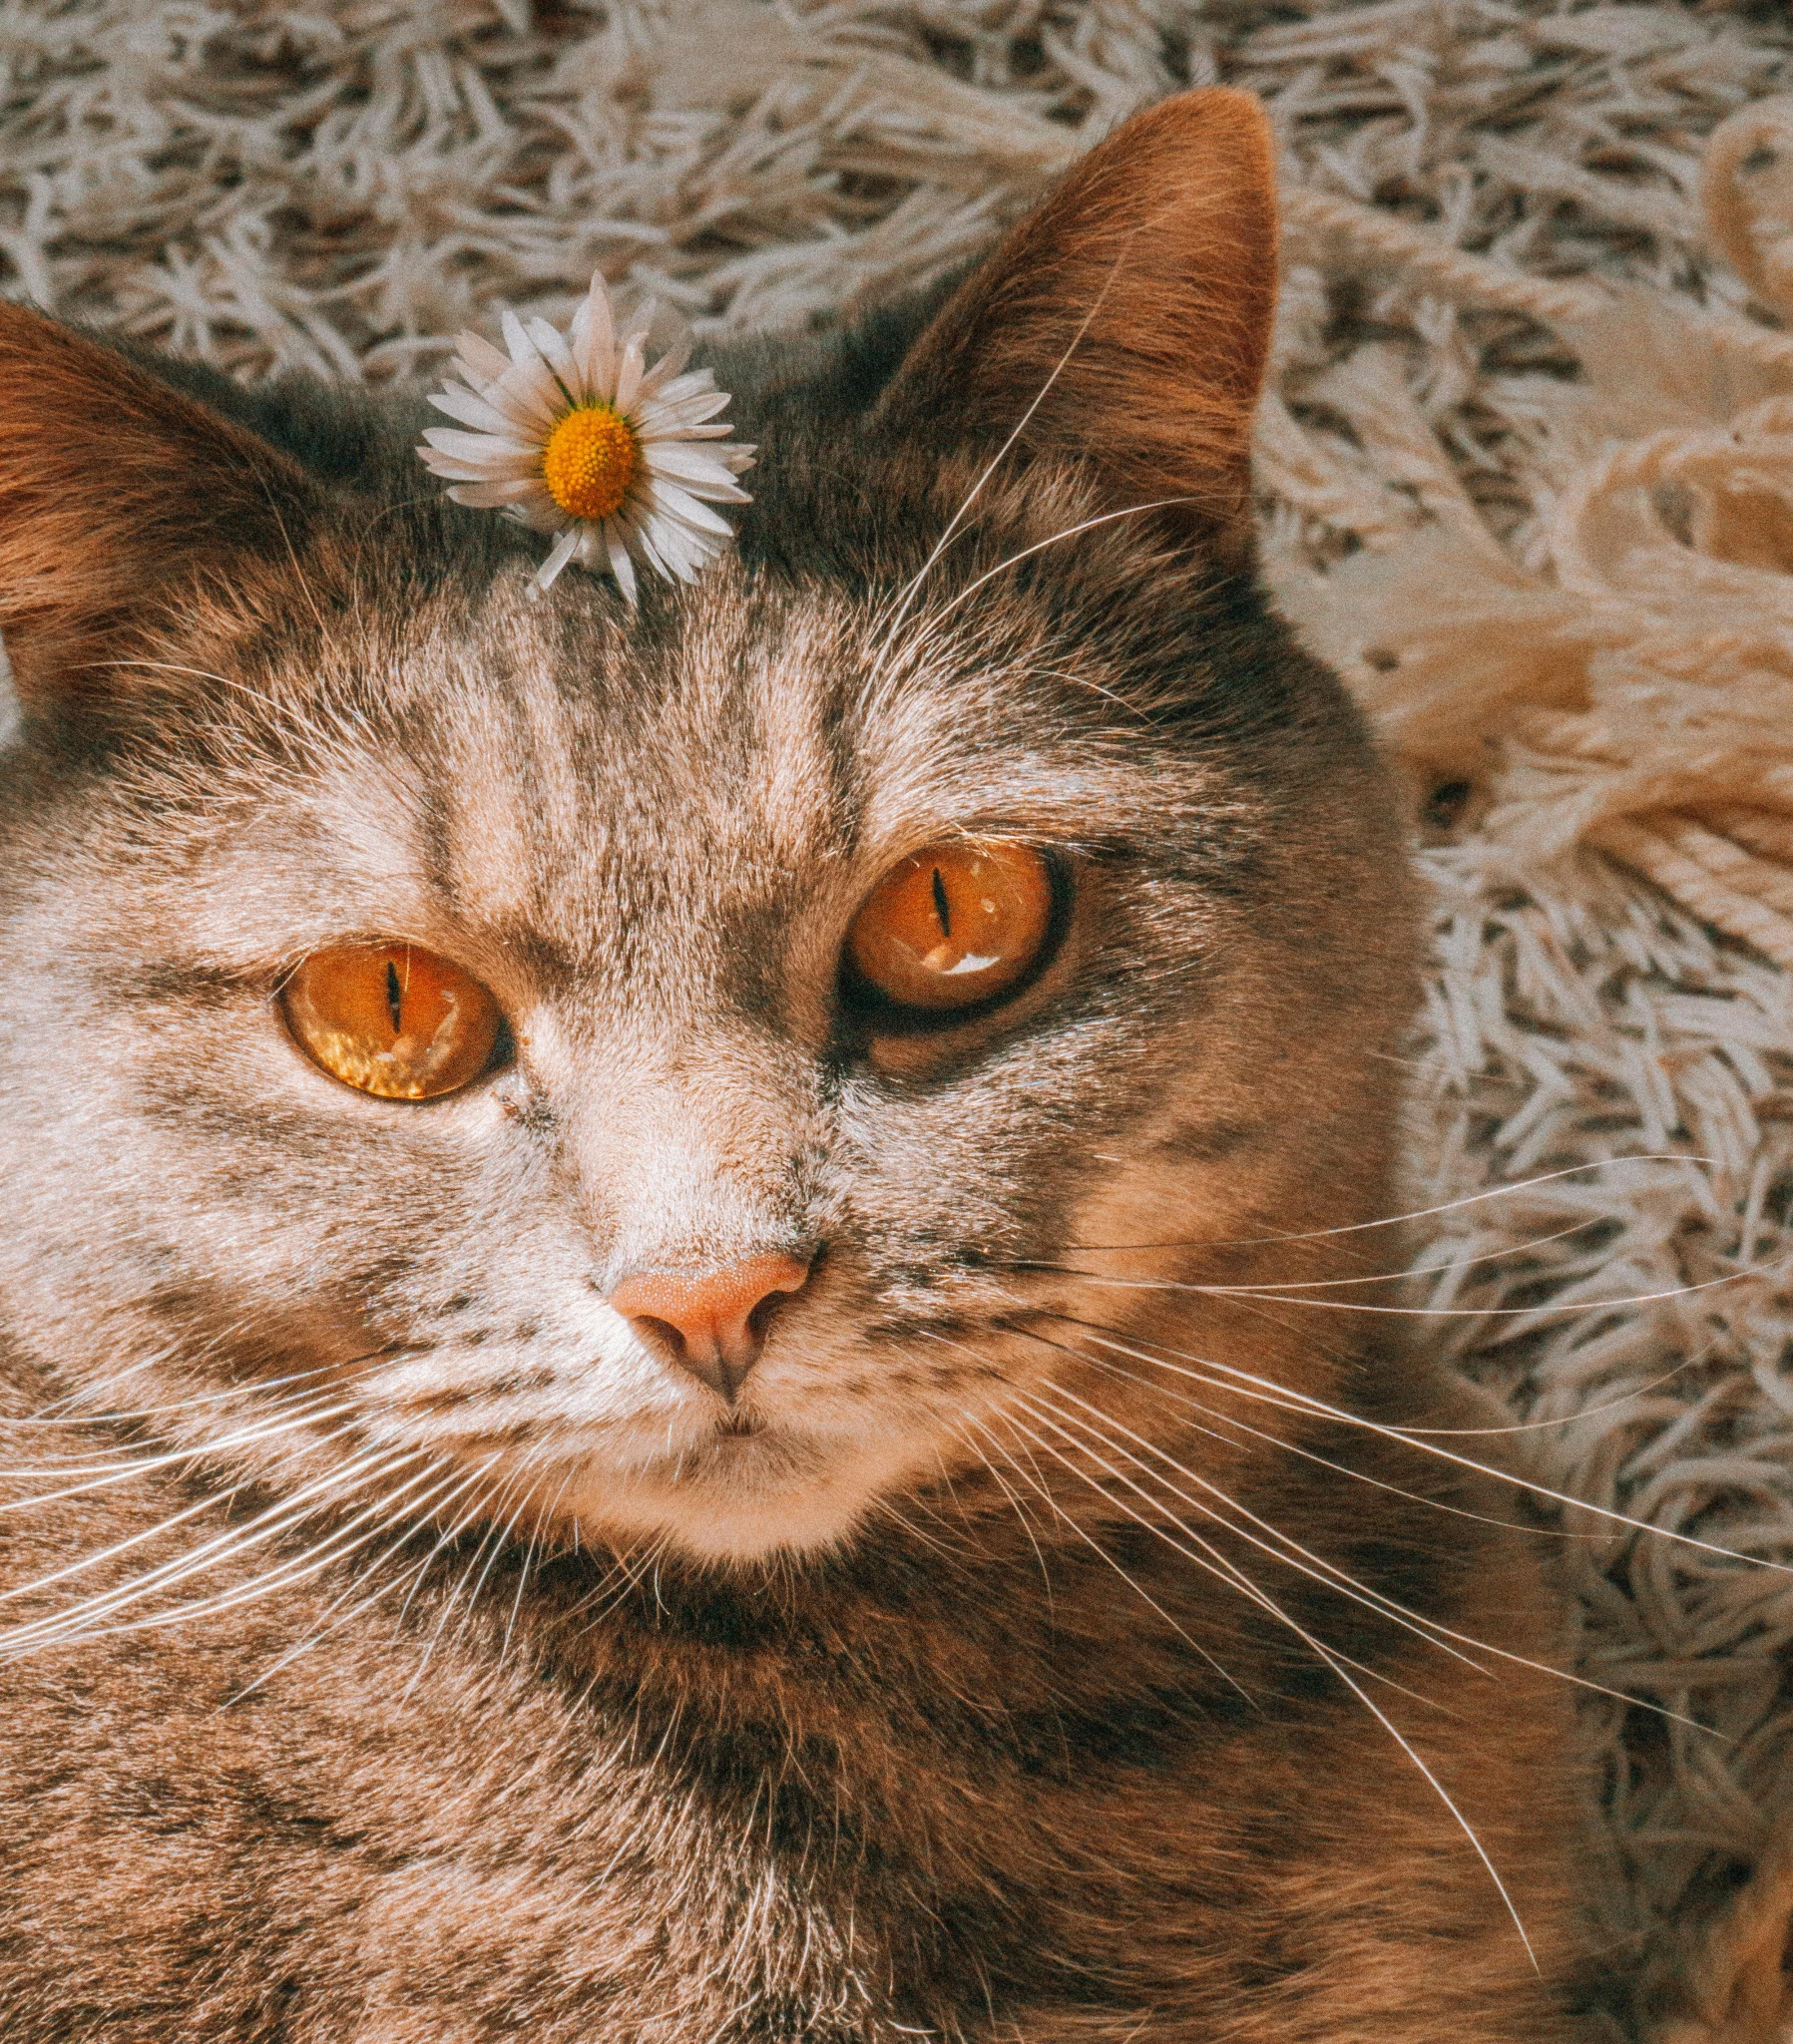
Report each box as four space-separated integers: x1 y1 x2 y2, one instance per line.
281 943 505 1100
846 841 1056 1016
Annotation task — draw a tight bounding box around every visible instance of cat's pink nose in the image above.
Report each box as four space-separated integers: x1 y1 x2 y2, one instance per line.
609 1252 813 1402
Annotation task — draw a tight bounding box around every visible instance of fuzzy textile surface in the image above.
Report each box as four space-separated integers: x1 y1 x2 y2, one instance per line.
6 0 1793 2036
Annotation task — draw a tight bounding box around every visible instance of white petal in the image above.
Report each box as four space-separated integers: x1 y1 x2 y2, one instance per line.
631 336 693 404
653 426 737 445
428 386 527 435
445 478 544 508
641 441 752 497
449 363 549 438
454 332 513 384
655 519 730 576
613 331 649 414
635 389 732 435
672 476 752 504
571 274 618 394
643 478 735 536
640 368 717 413
634 369 711 421
421 426 539 463
526 314 580 399
645 469 751 508
606 529 640 606
676 533 728 582
633 499 716 584
642 427 738 450
492 356 564 430
640 515 706 582
501 307 547 374
674 516 730 565
617 503 662 576
533 526 584 593
419 446 538 484
639 438 735 479
642 410 736 445
508 497 569 535
641 373 724 409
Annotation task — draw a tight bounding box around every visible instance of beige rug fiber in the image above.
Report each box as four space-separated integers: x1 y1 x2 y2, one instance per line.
6 0 1793 2035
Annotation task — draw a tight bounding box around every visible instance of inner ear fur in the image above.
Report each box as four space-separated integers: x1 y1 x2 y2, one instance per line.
878 88 1277 555
0 299 326 709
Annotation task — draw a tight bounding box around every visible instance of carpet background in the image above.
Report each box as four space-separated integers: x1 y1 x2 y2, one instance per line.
4 1 1793 2034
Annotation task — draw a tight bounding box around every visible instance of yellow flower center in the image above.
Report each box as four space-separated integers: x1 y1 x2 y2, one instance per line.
541 403 638 523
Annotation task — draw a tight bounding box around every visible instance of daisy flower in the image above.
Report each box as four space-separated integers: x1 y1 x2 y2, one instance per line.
416 274 755 602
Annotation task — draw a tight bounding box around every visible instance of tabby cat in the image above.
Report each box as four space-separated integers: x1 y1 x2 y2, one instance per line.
0 88 1592 2042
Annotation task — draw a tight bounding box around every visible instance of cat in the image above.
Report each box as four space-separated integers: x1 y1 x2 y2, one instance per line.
0 86 1598 2042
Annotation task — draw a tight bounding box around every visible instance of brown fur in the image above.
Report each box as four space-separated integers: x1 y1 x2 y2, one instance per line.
0 91 1604 2040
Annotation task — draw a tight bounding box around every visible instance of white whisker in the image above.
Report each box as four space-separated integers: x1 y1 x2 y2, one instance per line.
1024 1369 1712 1732
225 1455 499 1705
1010 1390 1468 1710
1057 1156 1721 1254
401 1467 538 1701
998 1399 1460 1723
63 1455 451 1648
994 1395 1538 1966
18 1359 376 1432
914 496 1201 640
1050 1318 1793 1577
942 1412 1056 1609
1056 1263 1770 1319
1025 1217 1623 1294
0 1413 368 1613
956 1401 1257 1708
391 1462 514 1638
866 255 1127 684
0 1395 360 1502
500 1470 572 1672
0 1441 425 1654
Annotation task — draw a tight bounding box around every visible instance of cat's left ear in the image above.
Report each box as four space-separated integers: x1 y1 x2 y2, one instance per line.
877 88 1276 558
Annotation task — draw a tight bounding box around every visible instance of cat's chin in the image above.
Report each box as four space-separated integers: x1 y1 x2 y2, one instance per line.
529 1422 932 1565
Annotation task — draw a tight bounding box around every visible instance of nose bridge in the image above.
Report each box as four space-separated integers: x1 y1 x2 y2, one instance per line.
563 1030 820 1278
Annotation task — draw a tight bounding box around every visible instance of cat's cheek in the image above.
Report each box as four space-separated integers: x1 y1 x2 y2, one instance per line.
1059 1054 1281 1247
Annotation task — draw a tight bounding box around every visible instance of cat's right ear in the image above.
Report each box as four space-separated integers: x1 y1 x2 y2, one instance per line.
876 88 1278 562
0 301 325 712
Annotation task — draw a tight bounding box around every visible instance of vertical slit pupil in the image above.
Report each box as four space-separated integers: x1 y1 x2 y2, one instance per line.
385 959 403 1034
931 867 951 938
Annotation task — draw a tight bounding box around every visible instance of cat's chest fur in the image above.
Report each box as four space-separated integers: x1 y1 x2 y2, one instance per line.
0 1386 1578 2043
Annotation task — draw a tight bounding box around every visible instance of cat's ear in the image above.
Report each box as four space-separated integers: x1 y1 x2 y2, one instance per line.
0 300 325 709
877 88 1276 556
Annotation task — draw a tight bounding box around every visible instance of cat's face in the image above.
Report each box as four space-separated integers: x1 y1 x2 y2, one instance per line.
0 91 1415 1566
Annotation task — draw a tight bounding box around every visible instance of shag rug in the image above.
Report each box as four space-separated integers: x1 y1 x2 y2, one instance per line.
6 0 1793 2034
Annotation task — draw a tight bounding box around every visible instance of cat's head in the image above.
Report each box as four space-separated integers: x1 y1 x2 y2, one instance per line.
0 91 1416 1568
